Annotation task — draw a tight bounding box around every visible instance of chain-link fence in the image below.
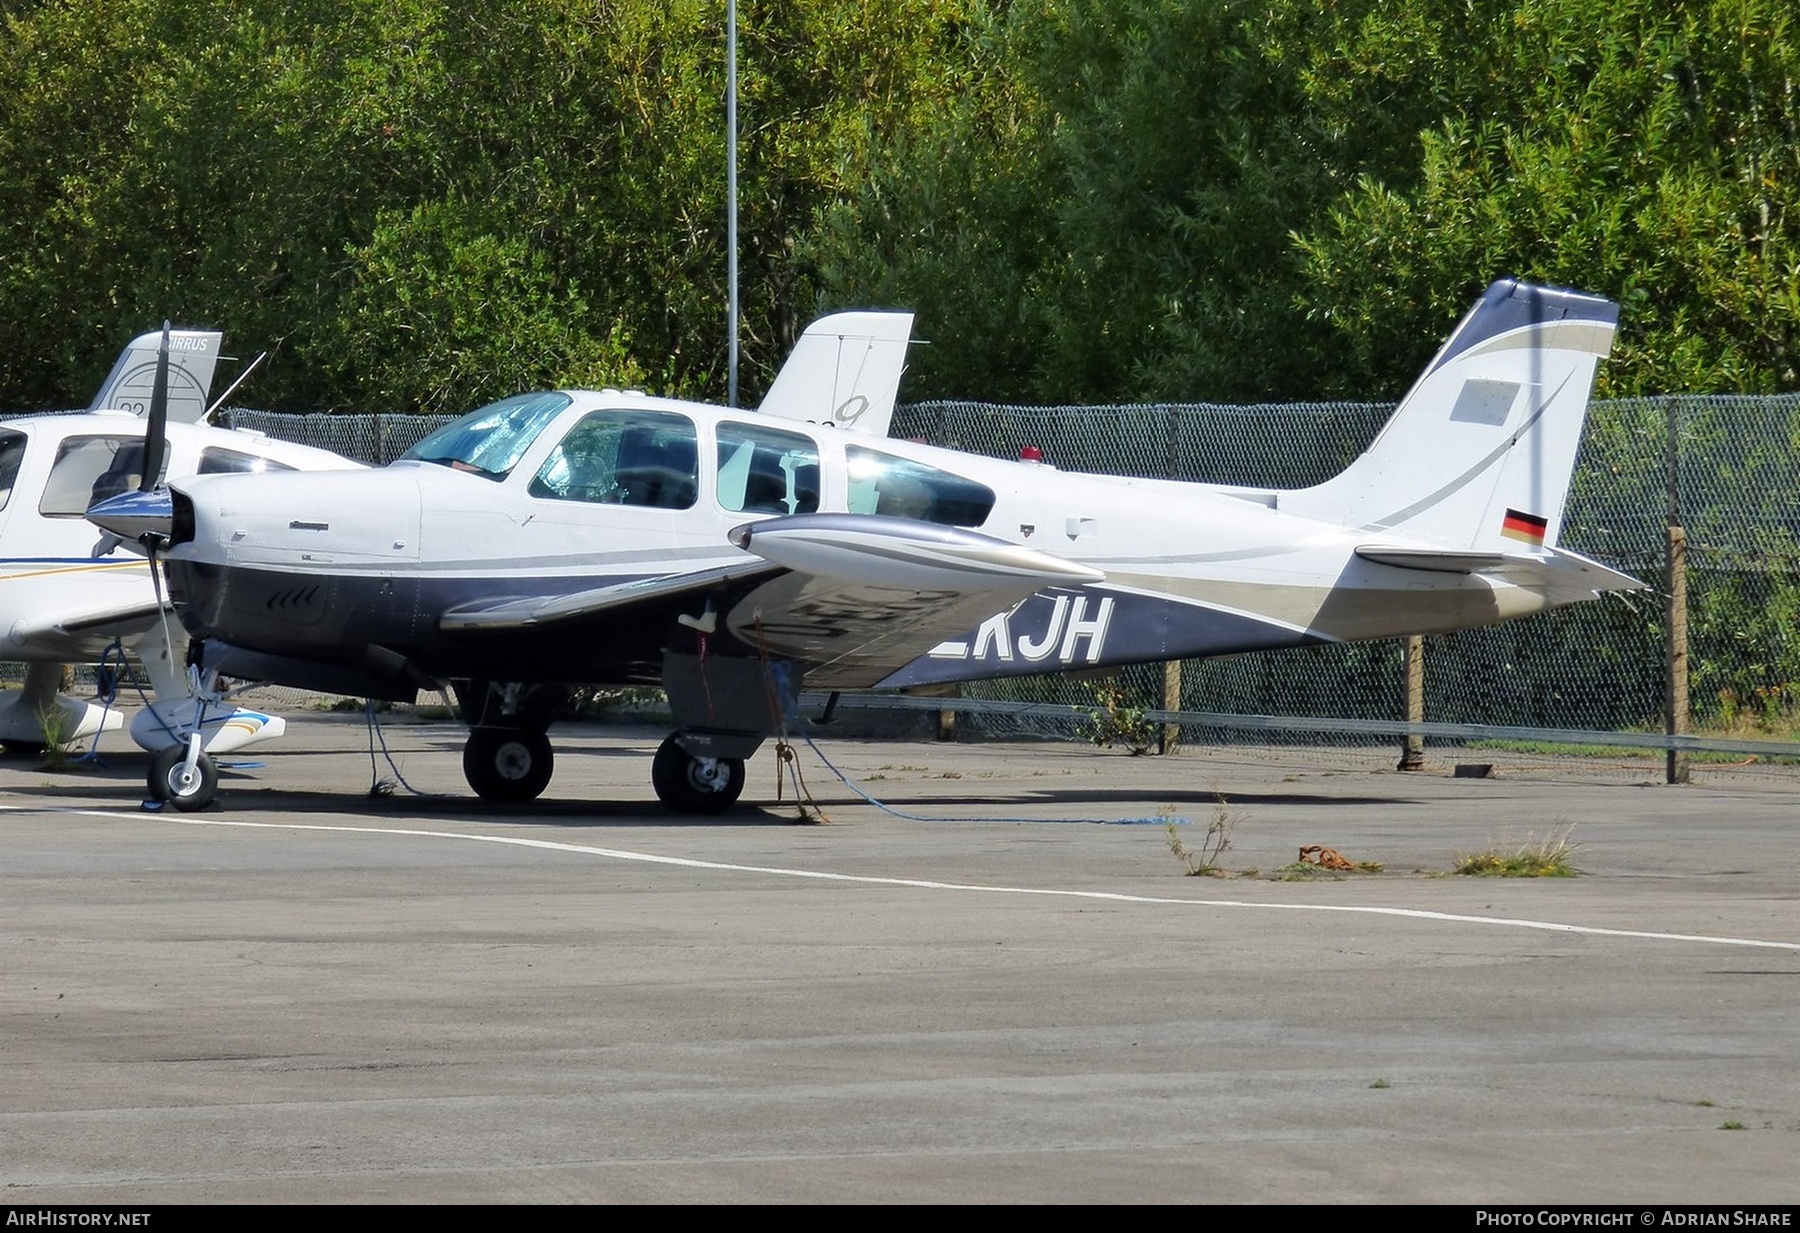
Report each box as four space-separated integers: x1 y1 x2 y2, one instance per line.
230 410 450 465
223 396 1800 755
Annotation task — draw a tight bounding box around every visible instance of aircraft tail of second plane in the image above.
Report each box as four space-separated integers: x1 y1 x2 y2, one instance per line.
1281 279 1619 556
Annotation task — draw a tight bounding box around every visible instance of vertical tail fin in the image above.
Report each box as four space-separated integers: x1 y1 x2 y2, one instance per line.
758 310 914 437
1282 280 1618 551
88 327 223 424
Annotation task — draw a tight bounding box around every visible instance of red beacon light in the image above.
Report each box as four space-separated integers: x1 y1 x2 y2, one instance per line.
1018 445 1045 464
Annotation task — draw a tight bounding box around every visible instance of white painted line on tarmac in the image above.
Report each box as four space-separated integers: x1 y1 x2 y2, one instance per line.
28 807 1800 953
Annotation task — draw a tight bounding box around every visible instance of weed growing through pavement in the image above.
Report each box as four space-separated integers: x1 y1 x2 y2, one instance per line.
1165 794 1233 876
1454 827 1581 877
1086 680 1158 755
35 705 76 772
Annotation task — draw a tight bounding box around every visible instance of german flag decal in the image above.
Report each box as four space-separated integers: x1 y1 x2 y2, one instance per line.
1501 508 1549 546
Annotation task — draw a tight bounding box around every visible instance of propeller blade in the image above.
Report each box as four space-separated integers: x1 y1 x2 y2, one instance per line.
139 320 171 493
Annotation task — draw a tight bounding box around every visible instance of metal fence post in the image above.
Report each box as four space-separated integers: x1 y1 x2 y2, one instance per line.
1160 660 1181 755
1666 525 1690 784
1398 635 1425 770
1663 397 1689 784
1159 402 1183 756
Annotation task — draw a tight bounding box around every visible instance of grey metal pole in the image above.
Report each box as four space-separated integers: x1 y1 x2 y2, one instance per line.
726 0 739 408
1664 397 1689 784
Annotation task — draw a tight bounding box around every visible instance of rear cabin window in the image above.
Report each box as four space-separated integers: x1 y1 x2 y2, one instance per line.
528 410 699 510
716 422 820 515
845 447 994 527
48 435 168 515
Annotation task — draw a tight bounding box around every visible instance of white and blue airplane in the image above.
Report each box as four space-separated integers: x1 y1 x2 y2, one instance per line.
0 327 361 757
95 280 1642 812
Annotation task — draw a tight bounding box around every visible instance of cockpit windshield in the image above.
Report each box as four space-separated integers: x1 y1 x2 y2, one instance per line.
400 391 572 480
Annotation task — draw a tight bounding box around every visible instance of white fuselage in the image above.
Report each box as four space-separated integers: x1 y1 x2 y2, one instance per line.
163 390 1562 692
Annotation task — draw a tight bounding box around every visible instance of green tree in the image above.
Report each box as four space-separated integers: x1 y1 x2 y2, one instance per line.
0 0 999 413
1292 0 1800 397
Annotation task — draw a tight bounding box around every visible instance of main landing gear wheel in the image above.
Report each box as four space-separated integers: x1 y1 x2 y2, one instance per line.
651 734 745 814
149 745 218 811
463 727 554 802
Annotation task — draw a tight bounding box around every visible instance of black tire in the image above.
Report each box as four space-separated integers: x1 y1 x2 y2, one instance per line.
651 734 745 814
463 727 554 802
1 740 47 758
149 745 218 812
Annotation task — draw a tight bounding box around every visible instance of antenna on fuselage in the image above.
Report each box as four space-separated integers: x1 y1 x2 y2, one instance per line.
203 350 268 424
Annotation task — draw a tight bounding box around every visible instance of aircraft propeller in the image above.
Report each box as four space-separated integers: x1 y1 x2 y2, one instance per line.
131 322 220 811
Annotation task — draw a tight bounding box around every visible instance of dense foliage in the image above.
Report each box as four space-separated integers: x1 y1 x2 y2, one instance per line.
2 0 1796 412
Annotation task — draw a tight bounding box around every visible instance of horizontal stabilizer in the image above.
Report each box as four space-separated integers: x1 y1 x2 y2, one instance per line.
757 311 914 436
1354 546 1513 574
1357 543 1643 597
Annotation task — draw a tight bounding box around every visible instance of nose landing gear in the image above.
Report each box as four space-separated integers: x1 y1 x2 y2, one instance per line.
148 740 218 811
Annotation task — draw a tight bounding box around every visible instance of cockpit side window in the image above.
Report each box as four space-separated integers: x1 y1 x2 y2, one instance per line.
0 431 24 512
716 422 820 516
845 447 994 527
528 410 699 510
401 391 573 480
47 435 167 516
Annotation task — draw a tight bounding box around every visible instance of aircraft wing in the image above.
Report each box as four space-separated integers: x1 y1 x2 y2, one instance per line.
439 514 1103 688
439 561 783 631
723 514 1105 685
6 594 165 657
